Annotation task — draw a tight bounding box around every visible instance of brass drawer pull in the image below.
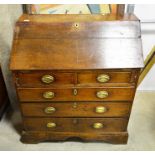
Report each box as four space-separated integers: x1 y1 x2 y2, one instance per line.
46 122 56 128
44 107 56 114
96 91 108 99
41 75 54 84
43 91 55 99
97 74 110 83
95 106 107 113
93 123 104 129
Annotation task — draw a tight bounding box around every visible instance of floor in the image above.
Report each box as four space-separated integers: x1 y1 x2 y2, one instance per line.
0 91 155 151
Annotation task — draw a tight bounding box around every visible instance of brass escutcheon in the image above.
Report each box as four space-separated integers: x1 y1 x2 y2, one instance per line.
74 23 79 28
93 123 103 129
97 74 110 83
44 107 56 114
96 91 108 99
95 106 107 113
41 75 54 84
73 89 78 96
43 91 55 99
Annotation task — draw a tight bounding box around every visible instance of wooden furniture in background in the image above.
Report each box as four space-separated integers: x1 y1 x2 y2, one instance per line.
10 14 143 144
0 65 9 120
23 4 125 15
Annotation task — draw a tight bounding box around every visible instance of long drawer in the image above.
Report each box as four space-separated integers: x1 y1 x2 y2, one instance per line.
15 70 136 87
17 87 135 102
23 117 128 132
21 102 132 117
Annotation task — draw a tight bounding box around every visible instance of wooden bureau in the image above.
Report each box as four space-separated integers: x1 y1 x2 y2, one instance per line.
10 14 144 144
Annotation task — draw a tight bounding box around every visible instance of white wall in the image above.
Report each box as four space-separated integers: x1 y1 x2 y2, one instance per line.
0 5 23 109
134 4 155 90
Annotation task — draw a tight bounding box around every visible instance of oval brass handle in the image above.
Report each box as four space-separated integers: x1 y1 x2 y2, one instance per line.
41 75 54 84
44 107 56 114
43 91 55 99
97 74 110 83
46 122 56 128
93 123 104 129
96 91 108 99
95 106 107 113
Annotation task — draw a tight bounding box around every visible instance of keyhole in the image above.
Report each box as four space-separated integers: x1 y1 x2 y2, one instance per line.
73 89 78 96
74 23 79 28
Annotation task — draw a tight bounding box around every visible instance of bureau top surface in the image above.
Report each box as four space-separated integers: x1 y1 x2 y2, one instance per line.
10 14 144 70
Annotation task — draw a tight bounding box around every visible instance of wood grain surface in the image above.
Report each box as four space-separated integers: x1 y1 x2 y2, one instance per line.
10 14 142 144
21 102 132 117
14 70 138 87
17 87 135 102
23 117 128 132
10 38 144 70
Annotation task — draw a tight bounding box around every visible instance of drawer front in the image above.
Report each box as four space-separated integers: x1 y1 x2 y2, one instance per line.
21 102 132 117
18 88 74 102
78 71 133 85
17 87 135 102
16 71 75 87
23 117 128 132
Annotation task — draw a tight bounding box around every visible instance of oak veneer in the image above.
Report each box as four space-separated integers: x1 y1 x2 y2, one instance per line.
15 70 136 87
17 87 135 102
10 14 143 144
21 102 132 117
23 117 128 132
10 38 143 70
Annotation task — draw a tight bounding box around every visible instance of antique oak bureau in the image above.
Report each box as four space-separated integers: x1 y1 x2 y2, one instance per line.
10 14 144 144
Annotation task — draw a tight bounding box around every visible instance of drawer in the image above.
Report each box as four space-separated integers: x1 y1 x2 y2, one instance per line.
15 71 75 87
21 102 132 117
17 87 135 102
23 117 128 132
77 71 134 85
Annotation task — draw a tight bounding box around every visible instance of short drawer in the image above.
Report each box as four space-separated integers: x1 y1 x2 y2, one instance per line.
23 117 128 132
17 87 135 102
77 71 134 85
21 102 132 117
15 71 75 87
